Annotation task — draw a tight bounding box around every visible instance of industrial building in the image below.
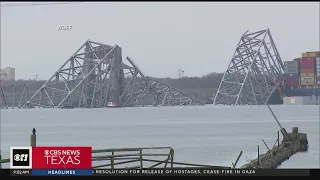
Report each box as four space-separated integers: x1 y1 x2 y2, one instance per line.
0 67 15 81
283 51 320 105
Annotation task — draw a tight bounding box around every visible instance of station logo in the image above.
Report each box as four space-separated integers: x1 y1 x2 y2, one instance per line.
32 146 92 169
10 147 33 169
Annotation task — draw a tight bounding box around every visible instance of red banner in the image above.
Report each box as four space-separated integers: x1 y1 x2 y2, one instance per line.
32 146 92 169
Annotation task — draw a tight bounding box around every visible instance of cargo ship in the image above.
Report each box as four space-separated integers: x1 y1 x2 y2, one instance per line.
282 51 320 105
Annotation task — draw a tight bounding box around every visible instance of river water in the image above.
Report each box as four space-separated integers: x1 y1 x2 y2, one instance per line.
0 105 319 168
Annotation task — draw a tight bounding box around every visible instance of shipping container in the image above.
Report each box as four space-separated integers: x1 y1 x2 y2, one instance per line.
300 69 315 73
306 51 320 54
300 73 315 77
300 58 315 64
283 73 299 77
300 63 315 69
284 70 299 74
284 63 299 67
302 52 319 58
299 64 316 71
300 81 315 86
316 57 320 66
300 60 315 70
317 76 320 81
293 58 301 62
284 63 298 67
301 57 316 61
284 61 298 65
284 66 299 72
284 65 299 70
284 69 299 74
284 77 299 86
284 66 299 69
301 77 315 81
284 68 299 72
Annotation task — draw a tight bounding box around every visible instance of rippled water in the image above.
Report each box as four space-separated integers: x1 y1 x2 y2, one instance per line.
1 105 319 168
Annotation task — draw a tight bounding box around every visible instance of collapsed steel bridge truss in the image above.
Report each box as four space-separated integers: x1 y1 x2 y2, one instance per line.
25 40 204 108
0 84 29 109
213 29 284 105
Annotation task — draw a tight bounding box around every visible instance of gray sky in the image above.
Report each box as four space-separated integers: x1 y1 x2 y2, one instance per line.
1 2 319 80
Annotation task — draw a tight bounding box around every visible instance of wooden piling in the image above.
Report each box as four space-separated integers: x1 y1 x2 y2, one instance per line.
257 145 260 166
277 131 280 151
111 151 114 169
31 128 36 147
0 151 2 169
139 150 143 169
170 149 174 168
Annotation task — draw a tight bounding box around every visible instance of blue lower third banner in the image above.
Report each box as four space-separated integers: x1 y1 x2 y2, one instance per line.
32 169 92 176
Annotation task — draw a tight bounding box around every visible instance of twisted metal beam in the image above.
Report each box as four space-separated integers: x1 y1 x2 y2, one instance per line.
213 29 284 105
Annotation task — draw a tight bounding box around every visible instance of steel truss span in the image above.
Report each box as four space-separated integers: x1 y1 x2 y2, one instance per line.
213 29 284 105
25 40 204 108
0 84 29 109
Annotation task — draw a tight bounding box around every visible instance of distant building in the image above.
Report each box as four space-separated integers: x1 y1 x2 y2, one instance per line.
0 67 15 81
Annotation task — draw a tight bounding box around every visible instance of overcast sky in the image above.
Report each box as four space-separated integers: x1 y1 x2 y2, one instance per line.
1 2 319 80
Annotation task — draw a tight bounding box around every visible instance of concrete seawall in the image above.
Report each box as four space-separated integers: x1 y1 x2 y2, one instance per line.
241 127 308 169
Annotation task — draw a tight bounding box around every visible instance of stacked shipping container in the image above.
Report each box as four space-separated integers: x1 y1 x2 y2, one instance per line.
283 61 299 86
317 57 320 85
299 52 320 86
283 51 320 87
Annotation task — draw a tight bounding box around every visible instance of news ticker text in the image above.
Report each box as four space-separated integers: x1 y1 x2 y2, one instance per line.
1 169 319 176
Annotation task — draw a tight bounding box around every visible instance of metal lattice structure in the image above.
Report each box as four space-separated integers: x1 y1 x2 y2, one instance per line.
25 40 204 108
0 87 8 108
213 29 284 105
0 84 29 109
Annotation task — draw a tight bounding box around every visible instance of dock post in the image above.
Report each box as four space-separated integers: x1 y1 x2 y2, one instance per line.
257 145 260 166
31 128 36 147
111 151 114 169
277 131 280 151
170 149 174 168
139 150 143 169
0 151 2 169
